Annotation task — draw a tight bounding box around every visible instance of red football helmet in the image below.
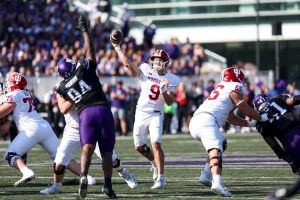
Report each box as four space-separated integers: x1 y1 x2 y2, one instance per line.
221 67 245 83
150 49 170 70
6 72 27 92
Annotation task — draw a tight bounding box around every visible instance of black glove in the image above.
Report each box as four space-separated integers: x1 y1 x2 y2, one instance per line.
76 14 89 33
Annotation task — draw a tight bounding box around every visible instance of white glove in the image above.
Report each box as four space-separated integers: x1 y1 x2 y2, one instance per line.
247 120 257 127
260 113 269 122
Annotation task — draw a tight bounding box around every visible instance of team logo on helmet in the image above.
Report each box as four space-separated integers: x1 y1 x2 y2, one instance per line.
221 67 245 83
6 72 27 92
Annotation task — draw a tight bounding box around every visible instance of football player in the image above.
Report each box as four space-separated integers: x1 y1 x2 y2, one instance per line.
111 37 180 189
254 93 300 175
189 67 269 197
266 177 300 200
40 106 137 194
0 73 59 186
55 14 116 199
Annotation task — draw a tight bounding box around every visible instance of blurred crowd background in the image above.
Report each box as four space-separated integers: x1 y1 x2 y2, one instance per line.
0 0 299 139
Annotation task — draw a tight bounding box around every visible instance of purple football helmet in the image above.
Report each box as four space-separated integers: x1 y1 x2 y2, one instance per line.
254 93 270 112
57 58 77 79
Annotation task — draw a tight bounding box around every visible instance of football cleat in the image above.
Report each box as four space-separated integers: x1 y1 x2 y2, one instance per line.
87 175 96 185
118 168 138 189
151 166 158 181
151 175 166 189
211 181 234 197
102 186 117 199
199 170 212 187
40 184 61 194
78 176 88 199
14 170 35 187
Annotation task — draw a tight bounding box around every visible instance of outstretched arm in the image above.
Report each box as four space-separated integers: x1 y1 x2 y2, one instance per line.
110 36 142 77
230 90 267 121
77 14 95 61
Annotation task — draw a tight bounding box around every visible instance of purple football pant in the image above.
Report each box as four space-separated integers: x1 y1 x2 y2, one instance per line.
79 105 115 153
282 124 300 168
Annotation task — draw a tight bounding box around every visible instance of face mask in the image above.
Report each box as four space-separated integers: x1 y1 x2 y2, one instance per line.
153 64 163 71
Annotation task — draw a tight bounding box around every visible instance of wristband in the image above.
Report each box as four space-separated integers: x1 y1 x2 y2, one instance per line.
114 45 121 51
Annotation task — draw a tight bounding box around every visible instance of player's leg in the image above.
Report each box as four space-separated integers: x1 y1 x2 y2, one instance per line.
40 128 81 194
97 106 117 198
189 113 233 197
149 112 166 189
133 111 157 179
94 145 138 188
80 106 116 199
5 130 37 186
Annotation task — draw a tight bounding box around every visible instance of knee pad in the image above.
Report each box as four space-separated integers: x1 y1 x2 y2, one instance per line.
137 144 151 157
208 148 223 169
5 152 21 167
53 162 66 175
113 158 123 171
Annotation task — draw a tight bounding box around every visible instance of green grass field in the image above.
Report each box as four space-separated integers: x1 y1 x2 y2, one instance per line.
0 133 299 200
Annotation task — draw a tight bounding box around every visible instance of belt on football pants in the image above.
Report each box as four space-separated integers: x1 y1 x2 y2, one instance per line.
153 110 161 114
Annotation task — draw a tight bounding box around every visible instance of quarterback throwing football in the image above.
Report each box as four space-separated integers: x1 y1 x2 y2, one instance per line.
111 38 180 189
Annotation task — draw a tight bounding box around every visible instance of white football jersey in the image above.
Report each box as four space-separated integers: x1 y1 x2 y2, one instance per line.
64 108 79 129
137 63 180 112
4 90 43 130
194 81 245 127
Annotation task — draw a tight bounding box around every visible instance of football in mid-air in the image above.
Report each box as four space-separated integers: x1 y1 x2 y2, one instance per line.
110 30 123 45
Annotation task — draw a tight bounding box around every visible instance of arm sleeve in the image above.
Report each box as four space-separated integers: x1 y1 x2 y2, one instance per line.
263 135 288 159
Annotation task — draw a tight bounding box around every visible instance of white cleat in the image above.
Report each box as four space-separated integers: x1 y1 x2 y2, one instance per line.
150 166 158 181
118 168 138 189
211 181 234 197
199 170 212 187
40 185 61 194
14 170 35 187
151 175 166 189
87 175 96 185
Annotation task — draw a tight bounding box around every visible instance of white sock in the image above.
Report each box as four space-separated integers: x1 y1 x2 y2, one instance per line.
212 175 222 185
20 166 32 175
149 160 156 168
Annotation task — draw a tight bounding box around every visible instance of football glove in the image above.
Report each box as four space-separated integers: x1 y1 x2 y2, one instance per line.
76 14 89 33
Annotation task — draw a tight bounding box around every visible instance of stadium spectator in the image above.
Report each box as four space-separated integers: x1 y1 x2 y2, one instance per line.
112 35 180 189
110 80 128 136
40 107 137 194
118 2 135 39
125 85 139 132
189 67 269 197
0 73 59 187
143 23 156 49
55 14 116 199
254 93 300 175
175 82 189 133
163 102 176 134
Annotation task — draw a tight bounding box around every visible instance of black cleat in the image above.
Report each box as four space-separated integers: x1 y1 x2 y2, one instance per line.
102 186 117 199
78 176 88 199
